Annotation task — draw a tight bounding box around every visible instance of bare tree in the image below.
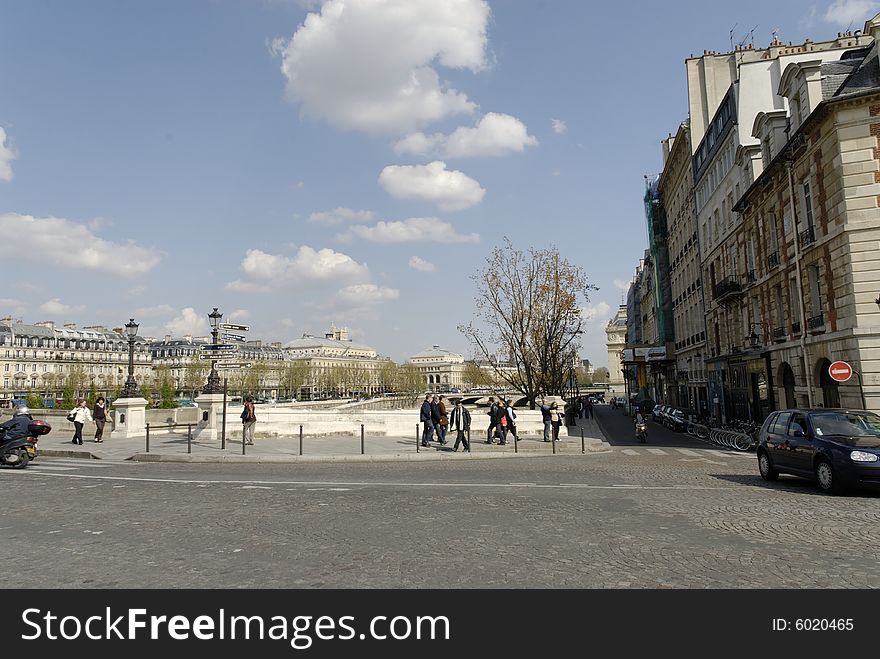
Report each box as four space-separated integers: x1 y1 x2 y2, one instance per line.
459 238 595 409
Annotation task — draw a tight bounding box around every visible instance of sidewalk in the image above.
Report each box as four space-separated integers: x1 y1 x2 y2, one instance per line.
36 421 610 464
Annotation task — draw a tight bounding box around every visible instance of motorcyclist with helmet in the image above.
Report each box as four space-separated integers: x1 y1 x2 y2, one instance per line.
0 405 34 445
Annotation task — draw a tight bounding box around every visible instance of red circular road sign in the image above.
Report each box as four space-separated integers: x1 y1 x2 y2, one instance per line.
829 361 853 383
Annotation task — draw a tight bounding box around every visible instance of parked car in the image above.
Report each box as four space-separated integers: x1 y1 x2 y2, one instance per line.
651 405 667 423
757 408 880 494
666 408 687 432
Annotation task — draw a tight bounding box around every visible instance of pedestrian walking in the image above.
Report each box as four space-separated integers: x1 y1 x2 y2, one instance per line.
577 397 584 419
430 395 442 443
540 398 552 442
505 399 518 442
485 396 499 444
92 396 109 443
420 395 434 447
550 401 562 442
587 398 594 419
497 400 509 445
70 398 92 445
437 395 449 445
449 400 471 452
240 395 257 445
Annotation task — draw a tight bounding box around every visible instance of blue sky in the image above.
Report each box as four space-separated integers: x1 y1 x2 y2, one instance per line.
0 0 873 364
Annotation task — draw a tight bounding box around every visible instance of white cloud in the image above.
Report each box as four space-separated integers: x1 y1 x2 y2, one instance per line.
613 279 630 291
134 304 175 318
226 245 370 291
551 118 567 135
39 298 85 316
0 213 162 276
128 285 147 296
583 301 611 325
274 0 489 134
342 217 479 244
823 0 879 25
336 284 400 304
394 113 537 158
165 308 209 337
0 298 26 316
408 255 436 272
378 161 485 211
229 309 251 322
0 127 15 182
307 207 376 225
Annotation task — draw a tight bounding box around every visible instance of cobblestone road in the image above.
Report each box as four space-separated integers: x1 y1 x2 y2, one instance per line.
2 449 878 588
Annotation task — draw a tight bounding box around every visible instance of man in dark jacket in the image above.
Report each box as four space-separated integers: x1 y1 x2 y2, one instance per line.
420 395 434 447
486 397 499 444
540 398 552 442
449 400 471 452
430 395 442 443
0 406 33 444
437 395 449 445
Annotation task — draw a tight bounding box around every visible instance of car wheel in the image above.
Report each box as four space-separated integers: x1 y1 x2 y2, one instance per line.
815 458 842 494
757 450 778 481
11 450 29 470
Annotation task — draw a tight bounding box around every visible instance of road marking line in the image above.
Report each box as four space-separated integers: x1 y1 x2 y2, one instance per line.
646 448 667 455
675 449 701 456
29 465 78 471
13 471 733 491
621 449 638 455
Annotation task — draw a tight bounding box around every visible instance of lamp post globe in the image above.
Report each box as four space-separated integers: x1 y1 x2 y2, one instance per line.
120 318 140 398
202 307 224 394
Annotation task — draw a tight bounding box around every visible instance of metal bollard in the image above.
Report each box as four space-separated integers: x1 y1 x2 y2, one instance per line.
361 424 365 455
514 430 518 453
145 423 150 453
552 434 556 454
242 424 246 456
581 428 585 454
187 424 192 454
299 425 303 456
416 423 420 453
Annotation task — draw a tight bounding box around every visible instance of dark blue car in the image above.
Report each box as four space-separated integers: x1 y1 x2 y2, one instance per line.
757 409 880 494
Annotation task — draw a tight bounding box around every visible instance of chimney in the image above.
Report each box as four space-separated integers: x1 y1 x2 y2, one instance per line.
63 323 77 329
164 334 173 343
35 321 56 330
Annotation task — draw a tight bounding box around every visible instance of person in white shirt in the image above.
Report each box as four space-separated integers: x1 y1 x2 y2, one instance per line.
71 399 93 445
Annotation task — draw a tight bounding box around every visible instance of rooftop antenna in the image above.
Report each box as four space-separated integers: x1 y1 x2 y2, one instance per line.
729 22 738 52
737 25 757 49
771 27 780 44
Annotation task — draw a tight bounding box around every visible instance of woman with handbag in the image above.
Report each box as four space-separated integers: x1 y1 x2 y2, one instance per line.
69 399 92 445
550 401 562 442
92 396 109 443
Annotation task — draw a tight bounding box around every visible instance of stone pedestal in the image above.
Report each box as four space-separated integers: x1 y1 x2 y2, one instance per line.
109 397 148 439
193 393 226 441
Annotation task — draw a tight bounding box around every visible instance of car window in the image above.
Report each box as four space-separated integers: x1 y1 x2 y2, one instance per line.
788 414 807 436
763 413 778 433
810 411 880 437
771 412 791 434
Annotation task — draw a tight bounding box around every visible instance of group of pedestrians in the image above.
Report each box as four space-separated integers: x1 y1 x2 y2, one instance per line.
576 396 594 420
485 396 517 445
539 398 562 442
421 394 520 451
68 397 110 445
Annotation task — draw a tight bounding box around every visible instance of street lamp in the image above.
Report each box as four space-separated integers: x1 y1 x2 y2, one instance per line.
120 318 140 398
202 307 224 394
748 322 768 349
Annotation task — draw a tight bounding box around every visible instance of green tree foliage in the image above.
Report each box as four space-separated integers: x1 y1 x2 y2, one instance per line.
25 392 44 409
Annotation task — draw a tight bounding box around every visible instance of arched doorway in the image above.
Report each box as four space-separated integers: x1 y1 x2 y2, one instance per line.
816 358 840 408
778 362 796 409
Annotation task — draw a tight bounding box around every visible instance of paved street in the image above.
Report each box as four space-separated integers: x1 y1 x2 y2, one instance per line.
2 444 878 588
594 403 709 449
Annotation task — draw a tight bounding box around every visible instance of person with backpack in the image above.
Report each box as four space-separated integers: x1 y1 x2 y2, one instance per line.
240 396 257 445
497 400 510 445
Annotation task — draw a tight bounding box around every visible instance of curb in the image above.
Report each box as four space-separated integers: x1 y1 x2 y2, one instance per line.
130 447 611 464
38 449 100 460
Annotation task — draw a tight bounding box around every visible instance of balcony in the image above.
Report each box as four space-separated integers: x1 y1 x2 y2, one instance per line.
772 327 787 342
807 313 825 332
791 321 802 335
767 251 779 269
747 269 757 285
800 225 817 247
713 276 744 302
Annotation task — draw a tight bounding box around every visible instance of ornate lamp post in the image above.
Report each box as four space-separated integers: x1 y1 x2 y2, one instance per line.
120 318 140 398
202 307 224 394
748 323 768 350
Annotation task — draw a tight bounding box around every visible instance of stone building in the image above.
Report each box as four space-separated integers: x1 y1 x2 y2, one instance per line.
0 318 151 406
659 122 709 413
408 345 466 392
731 23 880 415
605 305 627 389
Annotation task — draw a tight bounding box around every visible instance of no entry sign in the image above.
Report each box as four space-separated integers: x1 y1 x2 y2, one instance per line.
828 361 853 382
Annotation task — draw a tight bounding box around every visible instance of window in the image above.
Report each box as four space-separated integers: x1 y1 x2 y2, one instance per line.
788 413 807 436
808 265 823 316
772 412 792 434
790 278 801 324
775 286 785 328
802 180 814 229
3 364 7 372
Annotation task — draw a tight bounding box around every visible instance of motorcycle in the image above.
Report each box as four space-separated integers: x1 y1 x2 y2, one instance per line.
0 419 52 469
635 421 648 444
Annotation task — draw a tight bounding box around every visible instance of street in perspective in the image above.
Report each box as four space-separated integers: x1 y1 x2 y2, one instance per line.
3 0 880 599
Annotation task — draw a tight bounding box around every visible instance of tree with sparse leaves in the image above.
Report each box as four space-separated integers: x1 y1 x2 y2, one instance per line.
460 238 596 409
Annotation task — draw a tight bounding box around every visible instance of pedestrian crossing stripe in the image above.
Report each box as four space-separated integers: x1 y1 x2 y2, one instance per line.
646 448 667 455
